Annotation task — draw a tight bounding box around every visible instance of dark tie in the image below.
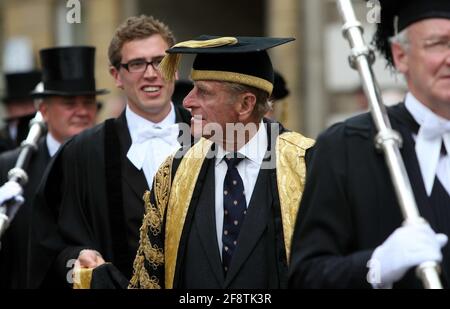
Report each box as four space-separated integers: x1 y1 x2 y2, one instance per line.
222 154 247 273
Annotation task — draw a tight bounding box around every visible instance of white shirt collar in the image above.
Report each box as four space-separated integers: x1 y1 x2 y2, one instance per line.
405 92 450 127
46 132 61 157
126 102 176 143
405 92 450 196
215 120 268 166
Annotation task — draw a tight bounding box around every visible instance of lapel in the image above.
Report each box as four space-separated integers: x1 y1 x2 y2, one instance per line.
115 112 149 199
37 136 51 163
223 166 272 287
26 137 51 191
192 157 225 285
389 104 435 225
171 143 221 287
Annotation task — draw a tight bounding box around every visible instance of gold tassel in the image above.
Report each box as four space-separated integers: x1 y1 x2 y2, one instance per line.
159 36 238 82
159 54 181 82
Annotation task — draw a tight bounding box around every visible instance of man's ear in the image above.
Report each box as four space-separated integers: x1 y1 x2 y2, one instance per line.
391 42 409 74
109 66 124 89
38 99 50 122
238 92 257 121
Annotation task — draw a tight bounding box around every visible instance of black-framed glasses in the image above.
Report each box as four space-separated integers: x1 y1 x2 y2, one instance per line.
119 57 164 73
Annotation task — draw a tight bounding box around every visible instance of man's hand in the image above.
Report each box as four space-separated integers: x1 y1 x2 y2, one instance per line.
74 249 106 271
72 250 106 288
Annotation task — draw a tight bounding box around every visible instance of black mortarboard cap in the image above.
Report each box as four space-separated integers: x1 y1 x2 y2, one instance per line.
160 36 294 95
374 0 450 66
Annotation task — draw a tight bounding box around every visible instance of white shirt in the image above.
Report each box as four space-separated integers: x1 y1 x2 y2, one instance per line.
126 103 180 188
405 93 450 196
46 132 61 157
214 121 268 256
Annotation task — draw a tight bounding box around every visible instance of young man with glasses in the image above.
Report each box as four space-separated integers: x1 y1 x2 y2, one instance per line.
289 0 450 289
28 15 191 288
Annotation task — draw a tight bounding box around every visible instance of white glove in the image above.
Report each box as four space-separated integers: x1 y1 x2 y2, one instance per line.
367 223 447 289
0 181 24 220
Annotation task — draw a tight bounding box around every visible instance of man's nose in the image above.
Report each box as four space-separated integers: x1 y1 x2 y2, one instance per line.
445 51 450 65
182 89 196 109
74 101 94 115
143 62 158 78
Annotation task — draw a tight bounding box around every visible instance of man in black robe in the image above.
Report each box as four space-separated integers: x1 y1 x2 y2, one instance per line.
28 15 191 288
126 36 314 289
289 0 450 289
0 46 105 288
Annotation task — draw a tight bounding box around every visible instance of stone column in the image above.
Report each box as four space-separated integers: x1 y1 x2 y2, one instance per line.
85 0 124 121
266 0 303 132
302 0 326 137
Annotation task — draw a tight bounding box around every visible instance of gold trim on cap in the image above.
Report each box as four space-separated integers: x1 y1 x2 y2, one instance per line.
191 69 273 95
172 37 237 49
159 37 238 82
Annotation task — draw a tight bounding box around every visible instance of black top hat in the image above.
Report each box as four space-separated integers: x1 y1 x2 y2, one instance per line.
271 71 289 101
160 36 294 95
32 46 108 97
2 71 41 103
373 0 450 66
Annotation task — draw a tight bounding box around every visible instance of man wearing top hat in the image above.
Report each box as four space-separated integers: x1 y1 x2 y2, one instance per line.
264 71 290 122
0 46 105 289
122 35 314 289
289 0 450 289
28 15 192 289
0 71 41 153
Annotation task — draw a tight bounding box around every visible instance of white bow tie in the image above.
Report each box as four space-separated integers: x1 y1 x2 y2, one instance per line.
134 124 179 144
127 124 180 170
415 115 450 195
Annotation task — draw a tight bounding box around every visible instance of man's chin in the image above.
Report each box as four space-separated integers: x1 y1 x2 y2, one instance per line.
191 126 206 139
70 125 93 135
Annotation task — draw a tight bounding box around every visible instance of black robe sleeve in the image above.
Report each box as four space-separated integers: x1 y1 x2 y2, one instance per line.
28 138 97 288
0 149 19 288
289 122 373 289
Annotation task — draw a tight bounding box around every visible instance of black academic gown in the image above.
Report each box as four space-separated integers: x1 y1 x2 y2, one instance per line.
169 120 291 288
0 127 15 153
28 106 191 288
0 113 36 153
0 137 51 288
288 103 450 289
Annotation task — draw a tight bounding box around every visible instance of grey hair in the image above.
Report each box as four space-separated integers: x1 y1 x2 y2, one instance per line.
223 82 270 119
389 28 409 49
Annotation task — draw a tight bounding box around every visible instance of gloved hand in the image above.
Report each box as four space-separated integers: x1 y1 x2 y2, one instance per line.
0 181 24 221
367 223 447 289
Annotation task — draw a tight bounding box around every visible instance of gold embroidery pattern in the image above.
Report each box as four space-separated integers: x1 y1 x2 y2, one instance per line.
165 138 213 288
128 155 173 289
276 132 315 264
